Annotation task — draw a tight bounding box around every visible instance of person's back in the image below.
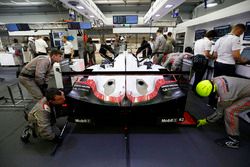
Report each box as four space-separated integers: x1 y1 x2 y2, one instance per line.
214 76 250 101
28 97 58 140
21 88 66 143
154 33 167 53
35 37 48 56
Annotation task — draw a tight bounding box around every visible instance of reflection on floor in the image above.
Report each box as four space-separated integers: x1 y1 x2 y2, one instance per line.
0 66 250 167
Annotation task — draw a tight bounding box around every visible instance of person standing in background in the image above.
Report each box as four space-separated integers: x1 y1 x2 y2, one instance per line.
153 29 167 65
62 36 74 61
86 37 96 66
35 36 48 57
213 23 247 77
12 38 24 66
192 30 217 92
166 32 176 52
163 34 174 54
28 37 36 60
209 24 247 109
113 34 120 56
140 37 149 58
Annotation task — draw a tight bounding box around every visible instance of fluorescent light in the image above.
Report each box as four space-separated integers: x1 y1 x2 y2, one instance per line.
90 15 95 18
76 5 84 9
207 2 218 7
165 4 173 8
155 14 160 17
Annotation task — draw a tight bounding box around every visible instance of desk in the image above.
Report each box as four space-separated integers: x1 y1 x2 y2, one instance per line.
0 52 16 66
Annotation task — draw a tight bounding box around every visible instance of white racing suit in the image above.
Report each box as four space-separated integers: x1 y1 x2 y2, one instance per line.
206 76 250 136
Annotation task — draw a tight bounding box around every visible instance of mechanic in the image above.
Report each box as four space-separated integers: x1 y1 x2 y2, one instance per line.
196 76 250 149
21 88 67 143
153 29 168 65
62 36 74 61
192 30 217 92
213 23 247 77
19 50 62 100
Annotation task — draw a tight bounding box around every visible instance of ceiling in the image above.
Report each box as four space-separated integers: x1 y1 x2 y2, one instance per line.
0 0 202 17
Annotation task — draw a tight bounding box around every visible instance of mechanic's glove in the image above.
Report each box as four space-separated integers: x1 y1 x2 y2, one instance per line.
52 135 63 144
39 84 48 96
197 119 208 127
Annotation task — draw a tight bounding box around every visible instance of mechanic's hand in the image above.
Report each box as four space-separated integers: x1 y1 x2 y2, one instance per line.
197 119 208 127
39 84 48 96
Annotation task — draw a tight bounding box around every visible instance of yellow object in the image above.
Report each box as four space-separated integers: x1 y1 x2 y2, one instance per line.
196 80 216 97
197 119 208 127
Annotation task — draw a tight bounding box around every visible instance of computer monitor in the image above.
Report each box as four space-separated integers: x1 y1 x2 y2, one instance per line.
17 24 30 31
125 15 138 24
80 22 92 29
6 24 19 32
214 25 231 40
194 29 207 41
243 22 250 41
241 47 250 61
68 22 80 30
113 16 126 24
113 15 138 24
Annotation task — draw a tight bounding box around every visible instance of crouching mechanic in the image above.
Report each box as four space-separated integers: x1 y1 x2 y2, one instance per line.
196 76 250 149
21 88 67 143
19 50 62 100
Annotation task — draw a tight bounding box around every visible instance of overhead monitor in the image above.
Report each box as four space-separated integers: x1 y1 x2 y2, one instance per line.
194 29 207 41
17 24 30 31
243 21 250 41
80 22 92 29
6 24 19 32
113 15 138 24
125 15 138 24
68 22 80 30
214 25 231 40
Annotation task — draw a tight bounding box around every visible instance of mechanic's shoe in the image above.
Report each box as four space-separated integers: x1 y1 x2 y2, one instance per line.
214 136 240 149
20 126 31 143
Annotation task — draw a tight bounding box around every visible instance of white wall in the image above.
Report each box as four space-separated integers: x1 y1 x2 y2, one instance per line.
185 12 250 49
174 0 250 50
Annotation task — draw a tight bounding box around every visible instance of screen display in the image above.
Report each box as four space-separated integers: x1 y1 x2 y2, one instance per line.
195 29 207 41
214 25 231 40
54 40 62 47
125 15 138 24
113 15 138 24
17 24 30 31
6 24 19 32
80 22 92 29
68 22 80 30
243 22 250 41
241 47 250 61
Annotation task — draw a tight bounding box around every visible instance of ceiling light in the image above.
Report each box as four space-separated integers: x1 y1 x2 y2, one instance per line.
155 14 160 17
207 2 218 7
90 15 95 18
165 4 173 8
76 5 84 9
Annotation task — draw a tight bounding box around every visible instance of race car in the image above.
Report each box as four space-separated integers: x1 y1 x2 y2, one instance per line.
66 46 190 126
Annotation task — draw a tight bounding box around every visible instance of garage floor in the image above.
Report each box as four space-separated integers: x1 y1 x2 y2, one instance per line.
0 66 250 167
